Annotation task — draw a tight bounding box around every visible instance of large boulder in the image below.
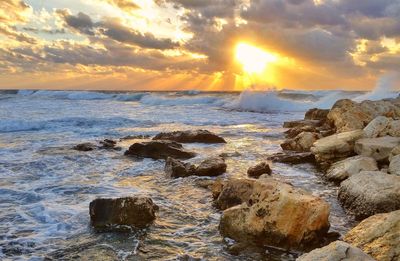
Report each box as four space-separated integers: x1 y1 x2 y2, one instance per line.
344 210 400 261
124 140 196 159
304 108 329 121
164 157 195 178
89 197 158 231
267 152 315 164
326 155 378 183
281 132 321 152
297 241 374 261
247 162 271 178
338 171 400 220
310 130 364 167
216 177 330 249
195 157 227 177
153 130 226 143
327 98 400 133
354 136 400 162
363 116 391 138
388 154 400 176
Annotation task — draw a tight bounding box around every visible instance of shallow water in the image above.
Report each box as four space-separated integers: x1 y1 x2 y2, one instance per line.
0 90 357 260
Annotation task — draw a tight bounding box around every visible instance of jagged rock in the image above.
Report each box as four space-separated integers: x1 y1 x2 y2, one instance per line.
338 171 400 220
284 125 318 139
354 136 400 162
73 142 96 151
363 116 391 138
164 157 195 178
153 130 226 143
384 120 400 137
195 157 227 177
247 162 271 178
297 241 374 261
281 132 321 152
283 119 322 128
267 152 315 164
124 140 195 159
344 210 400 261
217 177 330 250
389 145 400 161
304 108 330 121
326 155 378 183
327 98 400 133
99 139 121 150
89 197 158 231
310 130 364 167
388 154 400 176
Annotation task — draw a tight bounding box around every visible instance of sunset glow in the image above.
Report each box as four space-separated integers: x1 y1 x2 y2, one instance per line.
235 43 278 74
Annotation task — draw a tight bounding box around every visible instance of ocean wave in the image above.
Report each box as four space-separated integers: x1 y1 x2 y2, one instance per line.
139 94 226 106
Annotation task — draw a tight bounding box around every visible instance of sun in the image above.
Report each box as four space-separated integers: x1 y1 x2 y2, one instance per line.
235 43 278 74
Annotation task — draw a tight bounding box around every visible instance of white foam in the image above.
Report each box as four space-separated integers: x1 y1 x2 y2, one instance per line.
353 72 399 102
139 94 225 106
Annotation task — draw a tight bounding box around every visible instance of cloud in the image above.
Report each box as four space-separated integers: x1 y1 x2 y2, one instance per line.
56 9 95 35
0 0 31 25
104 0 140 11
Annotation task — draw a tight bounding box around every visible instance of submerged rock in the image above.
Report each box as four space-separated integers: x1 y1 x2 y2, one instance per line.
281 131 321 152
247 162 271 178
297 241 374 261
267 152 315 164
338 171 400 220
89 197 158 231
164 157 195 178
216 177 330 249
153 129 226 143
326 155 378 183
125 140 196 159
195 157 227 177
344 210 400 261
354 136 400 162
73 142 96 151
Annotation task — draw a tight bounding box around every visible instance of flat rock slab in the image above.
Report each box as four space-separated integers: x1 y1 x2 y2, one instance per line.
153 130 226 143
326 155 378 183
165 157 226 178
89 197 158 231
125 140 196 159
354 136 400 162
267 152 315 164
338 171 400 220
344 210 400 261
297 241 374 261
283 119 322 128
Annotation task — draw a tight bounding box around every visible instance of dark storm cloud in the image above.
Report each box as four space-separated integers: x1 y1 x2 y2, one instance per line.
56 10 95 35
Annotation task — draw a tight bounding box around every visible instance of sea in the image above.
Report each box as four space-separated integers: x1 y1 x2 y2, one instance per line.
0 88 397 260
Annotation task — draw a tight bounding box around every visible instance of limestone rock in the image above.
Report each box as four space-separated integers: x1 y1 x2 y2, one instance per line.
338 171 400 220
304 108 329 121
354 136 400 162
326 156 378 183
73 142 96 151
247 162 271 178
164 157 195 178
344 210 400 261
281 132 321 152
165 157 226 178
124 140 196 159
389 145 400 161
388 154 400 176
267 152 315 164
384 120 400 137
153 130 226 143
195 157 227 177
363 116 391 138
283 119 322 128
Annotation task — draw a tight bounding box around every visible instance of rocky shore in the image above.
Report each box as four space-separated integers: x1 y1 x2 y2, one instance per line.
82 97 400 260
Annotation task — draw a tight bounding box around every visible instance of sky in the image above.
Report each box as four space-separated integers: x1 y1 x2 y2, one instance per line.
0 0 400 91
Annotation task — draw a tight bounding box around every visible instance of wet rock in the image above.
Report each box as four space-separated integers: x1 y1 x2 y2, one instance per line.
99 139 121 150
281 131 321 152
284 125 318 139
283 119 322 128
89 197 158 231
120 134 151 140
354 136 400 162
211 178 225 199
310 130 364 168
195 157 227 177
125 140 196 159
164 157 195 178
153 129 226 143
326 155 378 183
363 116 392 138
73 142 96 151
219 151 241 158
338 171 400 220
304 108 330 121
344 210 400 261
297 241 374 261
267 152 315 164
388 155 400 176
218 177 330 249
247 162 271 178
327 98 400 133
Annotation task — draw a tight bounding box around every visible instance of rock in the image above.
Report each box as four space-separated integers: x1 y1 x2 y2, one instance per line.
326 156 378 183
89 197 158 231
304 108 330 121
384 120 400 137
195 157 227 177
267 152 315 164
311 130 364 167
363 116 391 138
284 125 318 139
124 140 196 159
120 134 151 140
389 145 400 161
153 129 226 143
354 136 400 162
211 178 225 199
73 142 96 151
283 119 322 128
388 155 400 176
327 98 400 133
217 177 330 249
219 151 241 158
99 139 120 150
164 157 195 178
344 210 400 261
297 241 374 261
247 162 271 178
281 132 321 152
338 171 400 220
